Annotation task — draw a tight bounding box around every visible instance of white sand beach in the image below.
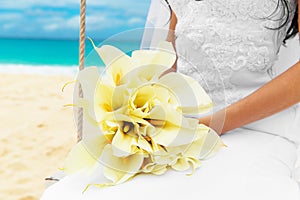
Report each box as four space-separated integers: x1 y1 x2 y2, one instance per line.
0 73 77 200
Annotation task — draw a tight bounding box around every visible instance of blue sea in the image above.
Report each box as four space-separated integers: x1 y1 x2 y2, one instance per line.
0 38 141 75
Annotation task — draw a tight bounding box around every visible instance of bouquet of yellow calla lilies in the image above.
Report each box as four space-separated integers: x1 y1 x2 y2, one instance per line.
63 40 225 190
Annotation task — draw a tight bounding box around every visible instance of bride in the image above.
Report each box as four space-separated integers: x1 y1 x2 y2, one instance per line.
42 0 300 199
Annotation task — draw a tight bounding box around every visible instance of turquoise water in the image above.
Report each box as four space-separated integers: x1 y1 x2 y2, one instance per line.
0 38 141 68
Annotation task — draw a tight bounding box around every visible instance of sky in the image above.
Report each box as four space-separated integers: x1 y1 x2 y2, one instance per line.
0 0 151 39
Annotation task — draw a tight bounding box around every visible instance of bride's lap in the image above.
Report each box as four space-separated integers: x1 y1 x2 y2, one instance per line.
41 128 300 200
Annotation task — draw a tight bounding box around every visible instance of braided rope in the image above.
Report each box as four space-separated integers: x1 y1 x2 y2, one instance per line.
77 0 86 142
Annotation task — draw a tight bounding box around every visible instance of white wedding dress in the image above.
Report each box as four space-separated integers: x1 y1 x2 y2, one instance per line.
41 0 300 199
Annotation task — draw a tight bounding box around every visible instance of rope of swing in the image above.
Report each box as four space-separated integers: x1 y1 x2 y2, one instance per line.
43 0 87 183
77 0 86 142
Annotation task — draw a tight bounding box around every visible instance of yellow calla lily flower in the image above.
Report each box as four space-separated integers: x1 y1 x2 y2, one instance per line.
149 128 224 175
93 41 176 86
92 44 135 86
142 162 168 175
94 82 129 121
64 134 108 174
131 41 176 69
158 72 213 114
100 145 144 185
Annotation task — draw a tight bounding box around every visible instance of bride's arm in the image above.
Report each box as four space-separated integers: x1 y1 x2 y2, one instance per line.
164 9 178 73
200 60 300 135
167 9 177 48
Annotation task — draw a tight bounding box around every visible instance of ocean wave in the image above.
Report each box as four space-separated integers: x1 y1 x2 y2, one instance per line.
0 63 104 76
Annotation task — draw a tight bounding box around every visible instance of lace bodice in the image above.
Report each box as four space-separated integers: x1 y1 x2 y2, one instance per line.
169 0 297 109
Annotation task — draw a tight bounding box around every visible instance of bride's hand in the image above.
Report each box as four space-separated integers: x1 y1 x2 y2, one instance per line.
198 114 225 136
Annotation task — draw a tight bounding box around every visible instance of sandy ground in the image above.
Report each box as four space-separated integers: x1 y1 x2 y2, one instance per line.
0 73 77 200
